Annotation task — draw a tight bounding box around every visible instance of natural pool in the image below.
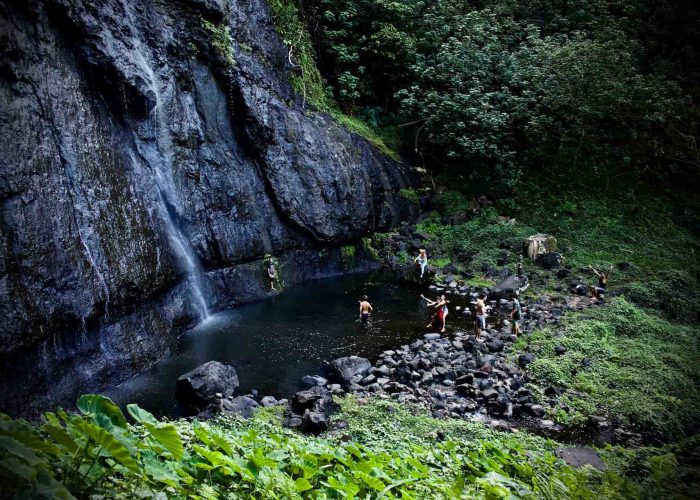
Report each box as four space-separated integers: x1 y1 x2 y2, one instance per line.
107 271 477 417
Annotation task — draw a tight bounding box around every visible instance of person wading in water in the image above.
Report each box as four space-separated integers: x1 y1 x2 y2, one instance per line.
414 249 428 278
422 294 449 333
588 264 612 299
359 295 373 326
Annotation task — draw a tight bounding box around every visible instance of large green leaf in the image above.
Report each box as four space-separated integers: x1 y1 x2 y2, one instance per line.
295 477 313 492
146 422 184 461
127 404 183 461
73 420 137 472
0 436 41 465
40 424 79 454
126 404 159 426
76 395 127 429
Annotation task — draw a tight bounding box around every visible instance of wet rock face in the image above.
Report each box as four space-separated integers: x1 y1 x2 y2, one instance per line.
0 0 412 417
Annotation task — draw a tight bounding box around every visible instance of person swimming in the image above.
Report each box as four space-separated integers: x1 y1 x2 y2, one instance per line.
359 295 373 326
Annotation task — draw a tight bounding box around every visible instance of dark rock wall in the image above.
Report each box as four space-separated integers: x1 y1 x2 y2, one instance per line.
0 0 413 417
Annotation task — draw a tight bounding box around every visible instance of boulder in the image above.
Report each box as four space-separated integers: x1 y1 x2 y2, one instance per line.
220 396 259 418
176 361 239 410
301 411 329 435
327 356 371 384
260 396 278 407
199 395 259 419
518 353 535 369
555 447 607 471
300 375 328 387
538 252 563 269
489 275 528 300
292 386 335 414
523 234 557 260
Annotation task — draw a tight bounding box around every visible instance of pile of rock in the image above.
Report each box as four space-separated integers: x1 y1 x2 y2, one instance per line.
175 361 284 420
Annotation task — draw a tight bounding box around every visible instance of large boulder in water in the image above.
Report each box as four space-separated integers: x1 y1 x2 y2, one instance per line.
176 361 239 410
327 356 371 384
489 275 528 300
523 234 557 260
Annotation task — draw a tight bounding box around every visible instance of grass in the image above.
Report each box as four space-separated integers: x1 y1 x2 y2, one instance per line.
266 0 401 161
514 298 700 439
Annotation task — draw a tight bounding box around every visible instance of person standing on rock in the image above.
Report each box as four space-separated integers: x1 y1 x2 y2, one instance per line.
474 294 489 340
422 294 449 333
414 249 428 278
510 292 523 337
588 264 612 299
359 295 373 326
267 257 278 290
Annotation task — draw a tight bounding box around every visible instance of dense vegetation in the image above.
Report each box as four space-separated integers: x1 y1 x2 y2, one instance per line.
300 0 699 200
2 394 698 499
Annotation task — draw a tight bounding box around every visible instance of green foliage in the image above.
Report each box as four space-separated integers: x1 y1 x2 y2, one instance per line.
267 0 400 160
309 0 698 197
517 298 700 438
202 18 234 66
624 270 700 323
2 395 696 498
416 207 534 272
340 245 356 266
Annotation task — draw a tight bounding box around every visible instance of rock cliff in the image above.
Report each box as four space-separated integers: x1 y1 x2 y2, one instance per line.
0 0 413 416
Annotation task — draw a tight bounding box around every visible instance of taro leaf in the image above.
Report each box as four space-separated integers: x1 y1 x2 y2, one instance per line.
358 471 386 491
76 395 127 429
73 420 137 472
142 451 181 488
127 404 183 461
145 423 184 461
295 477 313 492
0 457 37 481
1 428 60 456
0 436 41 465
41 423 79 454
126 404 159 426
192 421 214 446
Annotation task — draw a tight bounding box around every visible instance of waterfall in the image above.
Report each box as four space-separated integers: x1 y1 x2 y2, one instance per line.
123 1 210 320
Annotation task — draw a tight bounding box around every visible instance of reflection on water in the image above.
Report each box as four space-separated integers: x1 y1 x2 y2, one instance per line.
107 271 477 417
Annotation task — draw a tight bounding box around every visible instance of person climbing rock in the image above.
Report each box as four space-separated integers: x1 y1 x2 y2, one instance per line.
474 294 489 340
510 291 523 337
267 257 278 290
422 294 449 333
414 249 428 278
588 264 612 299
359 296 373 326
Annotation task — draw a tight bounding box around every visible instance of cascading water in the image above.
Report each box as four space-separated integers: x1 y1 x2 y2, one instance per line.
123 1 210 320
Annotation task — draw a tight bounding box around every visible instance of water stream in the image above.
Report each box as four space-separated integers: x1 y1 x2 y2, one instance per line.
107 271 478 417
123 0 210 320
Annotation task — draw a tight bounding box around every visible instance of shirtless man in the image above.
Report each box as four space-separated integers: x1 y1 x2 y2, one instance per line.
359 295 373 326
474 294 489 340
588 264 612 299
